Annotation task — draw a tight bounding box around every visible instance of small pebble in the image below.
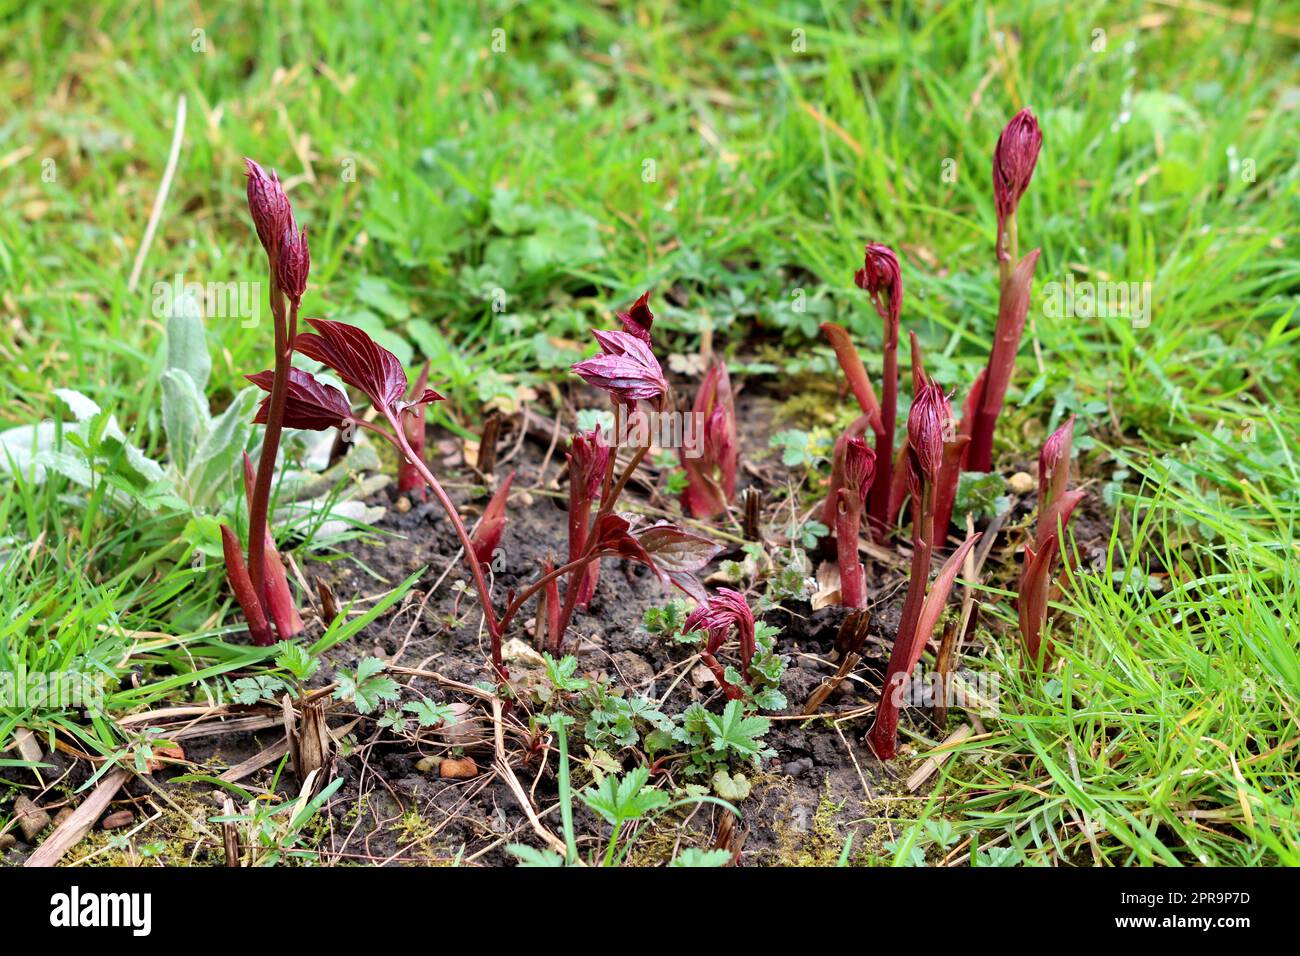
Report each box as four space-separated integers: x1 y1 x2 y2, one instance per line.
53 807 74 827
782 757 815 778
395 495 412 514
1007 471 1035 495
14 796 51 843
440 757 478 779
100 810 134 830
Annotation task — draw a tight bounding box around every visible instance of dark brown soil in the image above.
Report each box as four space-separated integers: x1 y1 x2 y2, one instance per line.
285 388 916 866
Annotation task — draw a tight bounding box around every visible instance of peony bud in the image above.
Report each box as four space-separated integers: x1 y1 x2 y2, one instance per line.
907 379 951 483
276 214 310 302
569 427 610 501
844 436 876 503
993 108 1042 230
244 158 291 259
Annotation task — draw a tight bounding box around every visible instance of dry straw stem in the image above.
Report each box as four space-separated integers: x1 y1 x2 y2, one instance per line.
24 768 130 868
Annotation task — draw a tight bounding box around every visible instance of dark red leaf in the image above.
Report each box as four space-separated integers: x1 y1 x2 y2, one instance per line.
571 329 667 403
679 361 739 519
590 513 654 563
248 367 354 432
664 570 709 605
635 523 723 572
294 318 413 414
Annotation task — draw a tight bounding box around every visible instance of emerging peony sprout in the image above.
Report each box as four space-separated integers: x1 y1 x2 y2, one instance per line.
1018 416 1085 668
683 588 757 700
834 437 876 608
679 360 738 520
224 157 313 645
470 471 515 571
820 413 873 530
853 243 903 536
1037 414 1075 508
965 108 1044 474
866 341 978 759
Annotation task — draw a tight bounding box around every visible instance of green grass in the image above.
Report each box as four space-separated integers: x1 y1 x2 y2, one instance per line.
1 0 1297 864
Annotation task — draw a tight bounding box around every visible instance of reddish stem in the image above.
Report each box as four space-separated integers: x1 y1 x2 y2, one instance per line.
553 442 652 641
835 489 866 608
247 285 292 603
567 487 597 609
867 322 898 538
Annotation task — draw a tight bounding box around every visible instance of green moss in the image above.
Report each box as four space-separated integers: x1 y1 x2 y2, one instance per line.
765 776 850 866
773 389 843 430
74 787 227 867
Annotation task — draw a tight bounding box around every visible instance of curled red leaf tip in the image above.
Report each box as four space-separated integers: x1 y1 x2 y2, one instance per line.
618 290 655 345
854 242 903 327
